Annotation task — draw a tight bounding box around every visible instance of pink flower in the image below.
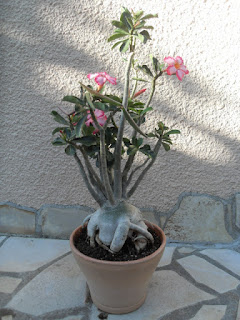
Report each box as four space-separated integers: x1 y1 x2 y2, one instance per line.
85 109 107 134
87 72 117 86
164 56 189 81
133 88 146 98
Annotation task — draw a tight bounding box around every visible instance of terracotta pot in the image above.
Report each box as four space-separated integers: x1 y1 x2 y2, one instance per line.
70 221 166 314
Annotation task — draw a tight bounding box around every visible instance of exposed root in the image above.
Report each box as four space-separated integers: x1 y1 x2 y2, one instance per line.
83 214 93 226
129 223 154 243
95 233 114 253
133 235 147 252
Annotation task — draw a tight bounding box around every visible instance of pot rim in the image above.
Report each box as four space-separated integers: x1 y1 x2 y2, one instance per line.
70 220 166 266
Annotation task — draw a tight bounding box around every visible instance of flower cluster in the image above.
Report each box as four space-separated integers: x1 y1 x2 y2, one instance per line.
85 56 188 133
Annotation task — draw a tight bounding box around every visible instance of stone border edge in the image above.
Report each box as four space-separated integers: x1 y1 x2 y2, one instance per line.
0 192 239 244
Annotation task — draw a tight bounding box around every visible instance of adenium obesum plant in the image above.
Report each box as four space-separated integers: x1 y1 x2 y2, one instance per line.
51 8 189 254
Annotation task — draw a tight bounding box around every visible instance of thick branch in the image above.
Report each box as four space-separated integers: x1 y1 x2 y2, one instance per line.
144 78 156 109
79 146 107 197
85 93 115 205
126 136 162 199
70 141 106 196
99 129 115 204
122 77 157 193
125 158 149 190
73 153 105 206
114 52 134 199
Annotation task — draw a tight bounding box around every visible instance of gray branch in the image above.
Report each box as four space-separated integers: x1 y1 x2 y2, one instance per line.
73 153 105 206
85 93 115 205
122 77 157 195
114 52 134 200
126 136 162 199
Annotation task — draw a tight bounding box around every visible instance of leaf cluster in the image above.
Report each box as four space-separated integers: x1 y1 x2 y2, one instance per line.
108 8 158 52
148 122 181 151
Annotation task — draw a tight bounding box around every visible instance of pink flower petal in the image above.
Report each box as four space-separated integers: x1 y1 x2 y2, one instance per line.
85 118 92 126
94 109 105 117
176 69 185 81
164 56 176 65
98 117 107 126
105 73 117 85
175 56 184 64
167 65 177 75
87 73 99 80
95 75 107 86
179 64 189 74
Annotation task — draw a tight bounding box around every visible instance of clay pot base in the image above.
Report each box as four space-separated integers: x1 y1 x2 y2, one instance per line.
92 293 146 314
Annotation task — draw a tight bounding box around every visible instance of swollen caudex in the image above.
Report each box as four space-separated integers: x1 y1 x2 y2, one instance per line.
83 201 154 253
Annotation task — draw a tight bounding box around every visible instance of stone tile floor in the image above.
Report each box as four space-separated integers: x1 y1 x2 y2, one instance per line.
0 236 239 320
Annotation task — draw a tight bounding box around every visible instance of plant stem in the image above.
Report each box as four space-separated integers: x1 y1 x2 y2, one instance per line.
99 130 115 204
73 153 105 206
145 78 156 109
113 52 134 200
126 136 162 199
122 78 156 193
85 92 115 205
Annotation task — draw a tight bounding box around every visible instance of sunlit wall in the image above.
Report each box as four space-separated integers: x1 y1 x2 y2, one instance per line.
1 0 240 211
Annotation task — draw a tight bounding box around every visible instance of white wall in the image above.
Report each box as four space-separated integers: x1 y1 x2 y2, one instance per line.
1 0 240 211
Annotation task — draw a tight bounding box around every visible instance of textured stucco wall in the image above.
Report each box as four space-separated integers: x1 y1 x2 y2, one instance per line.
1 0 240 212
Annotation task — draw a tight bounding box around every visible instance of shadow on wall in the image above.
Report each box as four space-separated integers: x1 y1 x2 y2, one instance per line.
0 0 239 209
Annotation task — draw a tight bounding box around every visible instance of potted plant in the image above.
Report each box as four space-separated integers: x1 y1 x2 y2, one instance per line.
51 8 189 314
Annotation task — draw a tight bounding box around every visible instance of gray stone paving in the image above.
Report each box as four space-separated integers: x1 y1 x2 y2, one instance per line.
0 238 240 320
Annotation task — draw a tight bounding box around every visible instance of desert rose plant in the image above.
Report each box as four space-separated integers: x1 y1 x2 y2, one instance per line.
51 8 188 254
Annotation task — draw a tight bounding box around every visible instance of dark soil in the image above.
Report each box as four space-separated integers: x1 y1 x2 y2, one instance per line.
74 226 162 261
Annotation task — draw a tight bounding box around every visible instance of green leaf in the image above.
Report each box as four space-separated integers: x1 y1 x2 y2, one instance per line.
132 77 149 82
111 40 125 50
65 127 72 139
141 14 158 20
134 21 146 30
79 82 122 106
120 39 130 53
83 124 95 136
140 107 153 116
52 127 67 135
121 107 148 138
137 33 145 43
137 65 153 77
111 20 129 32
140 30 151 43
65 145 76 156
150 55 159 74
74 136 97 146
94 101 109 111
140 26 154 30
123 137 130 147
52 137 67 146
165 130 181 135
139 144 155 158
114 28 129 35
147 132 157 138
134 10 144 20
127 145 138 155
108 33 128 42
120 11 132 30
51 111 69 125
162 142 170 151
62 96 84 105
136 137 143 147
75 115 87 138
